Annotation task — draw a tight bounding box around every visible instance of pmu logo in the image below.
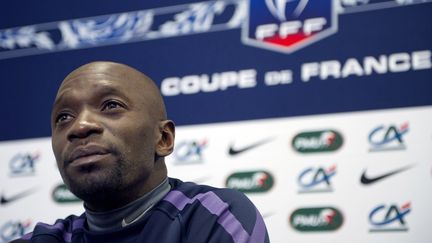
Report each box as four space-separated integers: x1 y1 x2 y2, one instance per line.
242 0 337 53
9 152 40 176
292 130 343 153
0 220 31 242
290 207 343 232
52 184 81 203
368 122 409 152
172 139 207 164
369 202 411 232
298 165 336 193
225 170 274 193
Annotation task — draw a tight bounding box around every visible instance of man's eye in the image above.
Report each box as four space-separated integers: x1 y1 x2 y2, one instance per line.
55 114 72 124
102 100 124 111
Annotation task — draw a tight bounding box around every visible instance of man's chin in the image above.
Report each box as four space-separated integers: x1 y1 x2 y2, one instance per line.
65 170 122 202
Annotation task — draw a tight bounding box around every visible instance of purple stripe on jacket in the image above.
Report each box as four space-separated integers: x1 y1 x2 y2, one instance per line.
163 190 266 243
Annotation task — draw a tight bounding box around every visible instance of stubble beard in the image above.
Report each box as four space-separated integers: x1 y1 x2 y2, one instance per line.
61 151 128 205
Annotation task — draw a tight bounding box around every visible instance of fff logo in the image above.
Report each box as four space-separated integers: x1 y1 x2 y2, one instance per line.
298 165 336 193
242 0 337 53
369 202 411 232
368 122 408 152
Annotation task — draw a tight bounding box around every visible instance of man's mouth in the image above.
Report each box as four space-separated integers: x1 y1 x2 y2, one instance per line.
67 145 111 167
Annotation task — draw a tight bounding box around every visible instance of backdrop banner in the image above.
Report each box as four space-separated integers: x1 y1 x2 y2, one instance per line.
0 0 431 242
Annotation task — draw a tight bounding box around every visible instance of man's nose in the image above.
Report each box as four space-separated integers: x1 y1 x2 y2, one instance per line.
67 110 103 141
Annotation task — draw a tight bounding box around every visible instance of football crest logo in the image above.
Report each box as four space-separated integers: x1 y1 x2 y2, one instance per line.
265 0 310 20
242 0 338 53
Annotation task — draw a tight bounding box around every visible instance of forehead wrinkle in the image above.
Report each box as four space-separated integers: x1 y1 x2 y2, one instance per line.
54 61 167 119
53 80 131 110
59 73 128 94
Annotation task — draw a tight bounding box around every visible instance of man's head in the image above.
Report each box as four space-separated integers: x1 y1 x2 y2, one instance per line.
51 61 175 211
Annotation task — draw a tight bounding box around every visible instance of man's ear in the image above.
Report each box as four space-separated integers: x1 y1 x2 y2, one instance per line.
156 120 175 157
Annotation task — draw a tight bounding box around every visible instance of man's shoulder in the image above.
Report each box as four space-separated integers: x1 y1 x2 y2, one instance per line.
163 178 269 242
10 214 85 243
34 214 85 231
166 177 255 213
169 177 248 196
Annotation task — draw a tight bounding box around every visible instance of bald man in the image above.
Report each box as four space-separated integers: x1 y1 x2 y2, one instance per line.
11 62 269 243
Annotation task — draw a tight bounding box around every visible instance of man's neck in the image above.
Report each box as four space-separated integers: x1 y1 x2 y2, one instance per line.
84 178 171 232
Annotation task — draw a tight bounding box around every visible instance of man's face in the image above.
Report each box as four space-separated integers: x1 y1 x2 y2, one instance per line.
51 64 161 206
